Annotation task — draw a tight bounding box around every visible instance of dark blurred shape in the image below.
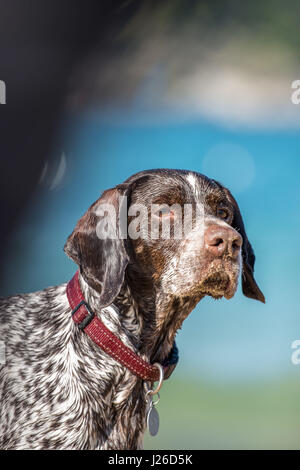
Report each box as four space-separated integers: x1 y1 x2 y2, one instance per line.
0 0 140 280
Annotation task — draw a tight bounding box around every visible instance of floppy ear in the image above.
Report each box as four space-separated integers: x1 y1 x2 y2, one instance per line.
64 184 130 308
223 188 265 303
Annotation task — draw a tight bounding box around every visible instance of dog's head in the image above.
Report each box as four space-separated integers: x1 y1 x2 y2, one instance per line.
64 169 265 307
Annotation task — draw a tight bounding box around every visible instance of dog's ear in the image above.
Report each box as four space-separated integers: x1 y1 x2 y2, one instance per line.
223 188 265 303
64 184 131 308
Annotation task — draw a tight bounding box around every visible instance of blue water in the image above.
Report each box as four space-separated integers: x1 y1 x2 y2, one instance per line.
2 112 300 382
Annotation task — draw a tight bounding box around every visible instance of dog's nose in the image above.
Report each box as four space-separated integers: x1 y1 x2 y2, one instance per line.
204 224 242 259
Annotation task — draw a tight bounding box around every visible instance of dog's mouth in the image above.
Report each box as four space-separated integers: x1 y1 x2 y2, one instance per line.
203 271 229 289
199 263 239 300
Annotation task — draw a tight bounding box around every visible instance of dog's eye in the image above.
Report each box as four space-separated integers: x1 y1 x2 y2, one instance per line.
159 208 174 217
153 206 175 218
217 207 229 219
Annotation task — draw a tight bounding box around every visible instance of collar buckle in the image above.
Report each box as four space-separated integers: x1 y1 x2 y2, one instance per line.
71 300 95 330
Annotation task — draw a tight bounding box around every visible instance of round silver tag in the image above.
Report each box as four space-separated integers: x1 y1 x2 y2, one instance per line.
147 406 160 436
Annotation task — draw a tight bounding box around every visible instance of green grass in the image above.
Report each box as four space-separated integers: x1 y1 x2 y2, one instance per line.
144 376 300 449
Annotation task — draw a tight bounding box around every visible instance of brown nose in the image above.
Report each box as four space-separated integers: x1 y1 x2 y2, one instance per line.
204 224 242 259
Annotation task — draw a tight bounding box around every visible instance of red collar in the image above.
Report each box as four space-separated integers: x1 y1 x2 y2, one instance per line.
66 271 178 382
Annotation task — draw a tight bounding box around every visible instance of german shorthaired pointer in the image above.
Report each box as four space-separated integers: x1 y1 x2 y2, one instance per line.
0 169 264 449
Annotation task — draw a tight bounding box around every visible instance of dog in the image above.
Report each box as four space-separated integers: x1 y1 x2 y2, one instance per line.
0 169 264 449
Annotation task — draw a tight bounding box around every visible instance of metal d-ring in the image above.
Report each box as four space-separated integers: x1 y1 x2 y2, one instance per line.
146 363 164 396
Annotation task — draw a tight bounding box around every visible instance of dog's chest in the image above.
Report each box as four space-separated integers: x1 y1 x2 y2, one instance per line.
39 324 147 449
0 287 147 449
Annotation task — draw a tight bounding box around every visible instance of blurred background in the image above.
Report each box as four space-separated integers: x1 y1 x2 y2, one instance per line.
1 0 300 449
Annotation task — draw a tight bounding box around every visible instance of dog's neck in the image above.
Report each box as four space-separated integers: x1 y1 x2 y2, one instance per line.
78 270 202 366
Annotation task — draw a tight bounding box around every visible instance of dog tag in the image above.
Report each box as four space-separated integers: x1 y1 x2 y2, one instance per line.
147 404 160 436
